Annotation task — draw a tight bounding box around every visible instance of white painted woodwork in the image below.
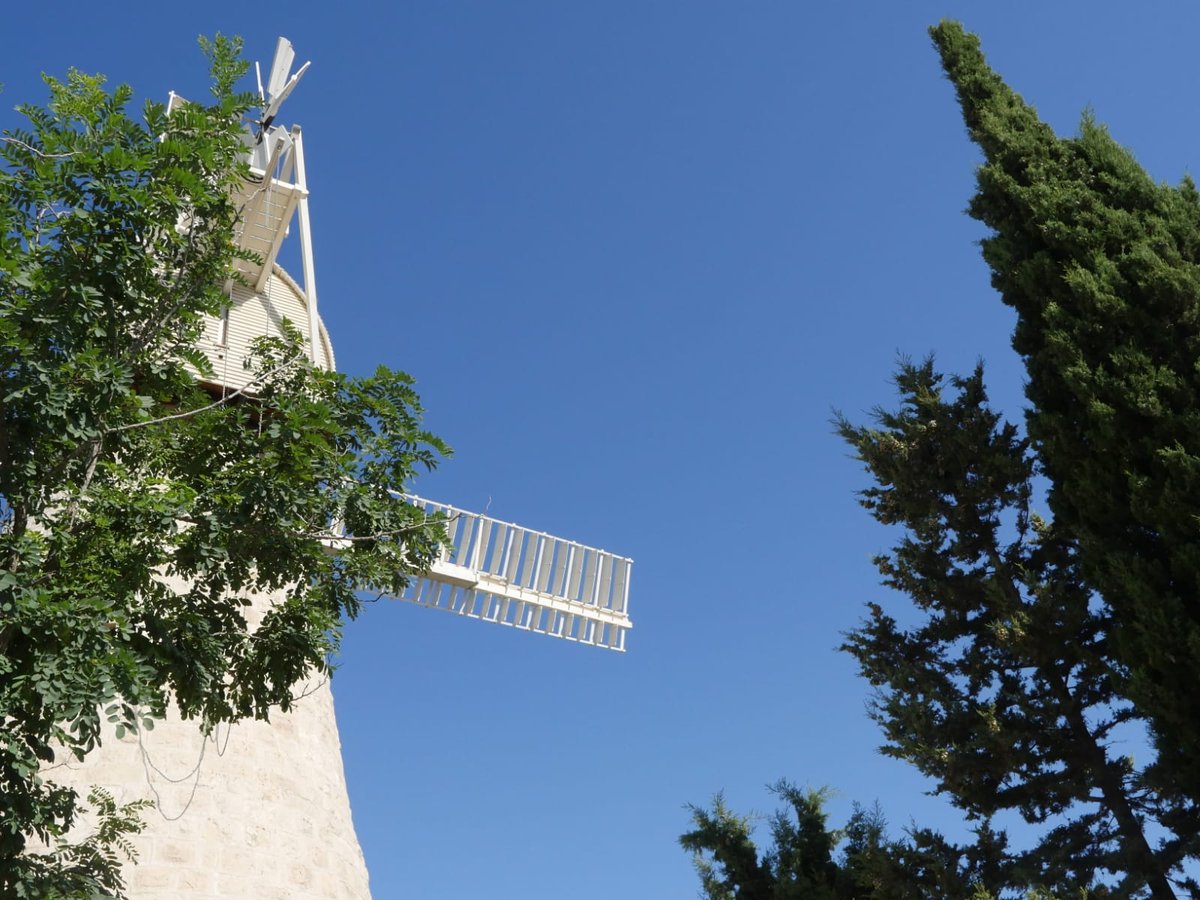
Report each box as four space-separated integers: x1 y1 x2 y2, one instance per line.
197 267 335 392
400 496 634 651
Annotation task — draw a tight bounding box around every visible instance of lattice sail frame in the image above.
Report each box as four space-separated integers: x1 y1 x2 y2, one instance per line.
398 496 633 651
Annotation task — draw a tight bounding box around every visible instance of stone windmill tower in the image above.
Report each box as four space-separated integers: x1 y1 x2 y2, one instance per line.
47 38 634 898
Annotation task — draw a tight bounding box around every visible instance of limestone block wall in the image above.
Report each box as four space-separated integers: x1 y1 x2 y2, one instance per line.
40 601 372 898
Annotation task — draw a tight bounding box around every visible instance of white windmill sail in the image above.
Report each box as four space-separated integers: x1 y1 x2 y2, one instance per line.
401 496 633 651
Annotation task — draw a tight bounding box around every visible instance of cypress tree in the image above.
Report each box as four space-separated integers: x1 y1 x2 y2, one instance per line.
685 22 1200 899
930 19 1200 807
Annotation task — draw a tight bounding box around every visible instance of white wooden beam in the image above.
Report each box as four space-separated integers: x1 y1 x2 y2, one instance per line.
291 127 321 365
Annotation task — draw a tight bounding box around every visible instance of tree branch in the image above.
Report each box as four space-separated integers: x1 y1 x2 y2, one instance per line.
0 136 77 159
104 351 305 434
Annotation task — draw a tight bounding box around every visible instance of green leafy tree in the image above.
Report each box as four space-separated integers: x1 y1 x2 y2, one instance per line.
0 37 448 895
930 19 1200 809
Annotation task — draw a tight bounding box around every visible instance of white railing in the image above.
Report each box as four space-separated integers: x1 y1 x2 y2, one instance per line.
398 496 633 652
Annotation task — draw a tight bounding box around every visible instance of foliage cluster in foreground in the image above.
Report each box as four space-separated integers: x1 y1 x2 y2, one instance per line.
0 37 448 895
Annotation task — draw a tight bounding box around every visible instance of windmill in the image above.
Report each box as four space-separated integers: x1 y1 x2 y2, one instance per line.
50 38 633 898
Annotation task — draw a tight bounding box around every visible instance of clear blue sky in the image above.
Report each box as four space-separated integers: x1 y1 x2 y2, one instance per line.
7 3 1200 897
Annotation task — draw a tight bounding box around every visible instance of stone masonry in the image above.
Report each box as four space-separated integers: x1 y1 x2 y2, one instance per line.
41 594 372 898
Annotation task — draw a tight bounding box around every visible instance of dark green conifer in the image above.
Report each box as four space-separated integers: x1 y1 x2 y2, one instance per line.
681 780 1017 899
839 360 1197 898
931 19 1200 807
685 20 1200 900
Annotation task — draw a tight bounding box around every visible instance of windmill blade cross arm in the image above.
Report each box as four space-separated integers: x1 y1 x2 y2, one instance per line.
396 496 634 651
262 61 310 125
259 37 310 131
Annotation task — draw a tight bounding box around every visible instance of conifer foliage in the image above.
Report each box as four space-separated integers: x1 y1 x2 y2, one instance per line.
839 362 1197 897
931 20 1200 810
684 21 1200 900
681 780 1020 899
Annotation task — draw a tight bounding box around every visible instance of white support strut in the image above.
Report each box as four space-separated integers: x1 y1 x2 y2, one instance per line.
291 127 321 364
